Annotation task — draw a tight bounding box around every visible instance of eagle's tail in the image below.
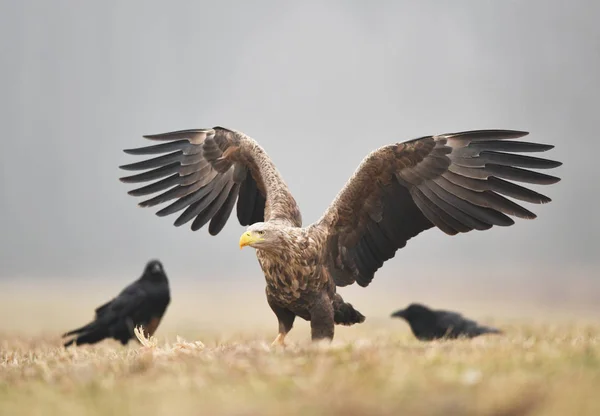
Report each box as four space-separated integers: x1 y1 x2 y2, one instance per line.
333 294 365 326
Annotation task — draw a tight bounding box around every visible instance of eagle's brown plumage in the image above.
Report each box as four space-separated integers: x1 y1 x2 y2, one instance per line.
120 128 561 344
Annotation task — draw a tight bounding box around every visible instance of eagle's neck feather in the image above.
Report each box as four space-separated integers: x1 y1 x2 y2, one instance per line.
255 228 326 301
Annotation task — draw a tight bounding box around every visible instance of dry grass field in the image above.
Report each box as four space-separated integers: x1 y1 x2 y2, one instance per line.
1 281 599 416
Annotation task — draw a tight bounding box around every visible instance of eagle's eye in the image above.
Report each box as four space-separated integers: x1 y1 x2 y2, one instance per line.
257 230 265 236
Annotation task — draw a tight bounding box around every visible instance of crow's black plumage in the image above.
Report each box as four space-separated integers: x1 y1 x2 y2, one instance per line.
391 303 502 341
62 260 171 347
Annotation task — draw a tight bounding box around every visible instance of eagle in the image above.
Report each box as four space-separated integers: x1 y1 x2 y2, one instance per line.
63 260 171 347
119 128 561 345
391 303 502 341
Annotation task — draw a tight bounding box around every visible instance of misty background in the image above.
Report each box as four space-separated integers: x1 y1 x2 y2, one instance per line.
1 1 598 331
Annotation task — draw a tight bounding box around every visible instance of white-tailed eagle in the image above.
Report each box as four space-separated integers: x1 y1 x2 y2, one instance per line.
120 128 560 345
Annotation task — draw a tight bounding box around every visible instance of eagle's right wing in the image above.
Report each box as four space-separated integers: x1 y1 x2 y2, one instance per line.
120 127 302 235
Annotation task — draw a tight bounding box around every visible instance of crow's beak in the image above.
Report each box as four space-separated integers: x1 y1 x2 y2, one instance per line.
391 310 405 318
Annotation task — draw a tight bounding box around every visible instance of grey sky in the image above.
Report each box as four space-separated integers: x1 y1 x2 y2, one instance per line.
0 1 597 290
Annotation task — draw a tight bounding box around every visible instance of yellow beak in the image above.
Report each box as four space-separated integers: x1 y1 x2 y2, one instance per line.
239 231 260 249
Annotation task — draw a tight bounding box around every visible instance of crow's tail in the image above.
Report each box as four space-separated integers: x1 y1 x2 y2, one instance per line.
62 321 95 338
63 327 110 347
62 321 109 347
479 325 503 335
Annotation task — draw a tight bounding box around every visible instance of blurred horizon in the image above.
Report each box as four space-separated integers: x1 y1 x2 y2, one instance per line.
2 262 598 337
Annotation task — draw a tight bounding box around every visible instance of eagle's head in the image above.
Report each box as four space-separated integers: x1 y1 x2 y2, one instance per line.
239 222 286 251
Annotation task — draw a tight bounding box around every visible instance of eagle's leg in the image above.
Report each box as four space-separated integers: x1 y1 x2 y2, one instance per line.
267 294 295 347
309 293 335 341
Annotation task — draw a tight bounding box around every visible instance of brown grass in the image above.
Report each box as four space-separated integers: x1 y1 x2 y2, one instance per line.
1 320 599 416
1 279 599 415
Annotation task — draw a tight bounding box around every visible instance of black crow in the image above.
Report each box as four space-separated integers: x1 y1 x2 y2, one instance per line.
391 303 502 341
62 260 171 347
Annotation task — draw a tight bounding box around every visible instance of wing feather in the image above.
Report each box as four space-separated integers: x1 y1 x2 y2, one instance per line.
119 163 180 184
191 180 237 231
173 174 231 227
237 170 258 226
209 183 241 236
123 140 191 155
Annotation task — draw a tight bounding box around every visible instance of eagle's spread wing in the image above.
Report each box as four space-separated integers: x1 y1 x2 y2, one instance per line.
316 130 561 288
120 127 301 233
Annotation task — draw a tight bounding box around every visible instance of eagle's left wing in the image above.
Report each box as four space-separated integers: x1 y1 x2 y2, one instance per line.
314 130 561 288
